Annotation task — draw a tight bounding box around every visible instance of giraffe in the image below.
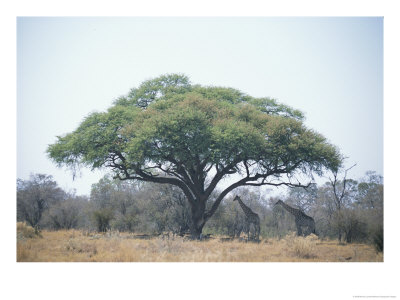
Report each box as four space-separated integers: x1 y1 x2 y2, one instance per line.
233 195 260 241
274 200 316 236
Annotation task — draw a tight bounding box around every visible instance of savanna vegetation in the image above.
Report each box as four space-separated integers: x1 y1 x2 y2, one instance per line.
17 168 383 262
17 74 383 262
17 225 382 262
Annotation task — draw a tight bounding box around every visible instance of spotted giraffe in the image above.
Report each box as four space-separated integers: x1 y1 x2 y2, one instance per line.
274 200 316 236
233 195 260 241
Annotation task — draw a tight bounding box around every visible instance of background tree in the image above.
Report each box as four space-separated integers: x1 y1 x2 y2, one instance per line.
87 175 192 234
286 184 318 213
89 175 138 232
355 171 383 250
17 174 66 229
47 74 342 238
43 194 89 230
327 164 358 241
356 171 383 210
16 170 383 247
91 209 114 232
144 183 192 235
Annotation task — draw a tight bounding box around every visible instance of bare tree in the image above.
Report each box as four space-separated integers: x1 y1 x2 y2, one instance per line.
17 174 66 229
286 183 318 213
327 164 357 241
44 195 89 230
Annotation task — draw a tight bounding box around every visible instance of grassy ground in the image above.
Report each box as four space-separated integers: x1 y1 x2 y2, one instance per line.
16 226 383 262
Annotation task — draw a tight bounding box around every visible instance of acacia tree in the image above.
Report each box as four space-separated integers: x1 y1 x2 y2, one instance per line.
47 74 342 238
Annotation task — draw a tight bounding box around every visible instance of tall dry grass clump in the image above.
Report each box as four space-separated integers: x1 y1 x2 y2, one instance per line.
283 232 319 259
17 222 41 239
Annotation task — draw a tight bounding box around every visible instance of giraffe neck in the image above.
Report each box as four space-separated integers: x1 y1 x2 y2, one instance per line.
279 201 300 217
238 198 254 216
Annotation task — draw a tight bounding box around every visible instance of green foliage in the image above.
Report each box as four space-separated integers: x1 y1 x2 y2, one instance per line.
248 97 304 120
92 209 114 232
116 73 191 108
47 105 139 172
47 74 343 237
48 74 341 178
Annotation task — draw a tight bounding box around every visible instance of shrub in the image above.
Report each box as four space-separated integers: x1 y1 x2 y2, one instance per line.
17 222 41 239
372 225 383 252
284 232 318 258
111 214 138 232
92 209 114 232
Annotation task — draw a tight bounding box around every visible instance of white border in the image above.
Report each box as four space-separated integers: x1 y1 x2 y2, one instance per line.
2 1 399 299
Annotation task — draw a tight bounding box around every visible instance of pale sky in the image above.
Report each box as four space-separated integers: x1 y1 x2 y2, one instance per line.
17 17 383 195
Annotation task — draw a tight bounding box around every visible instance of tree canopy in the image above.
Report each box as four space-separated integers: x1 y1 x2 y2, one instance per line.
47 74 342 238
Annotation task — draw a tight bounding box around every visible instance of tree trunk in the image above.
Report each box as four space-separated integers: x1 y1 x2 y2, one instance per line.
190 224 205 240
189 200 206 240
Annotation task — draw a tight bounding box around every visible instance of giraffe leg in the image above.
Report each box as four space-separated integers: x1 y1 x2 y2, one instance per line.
245 221 250 241
248 224 252 240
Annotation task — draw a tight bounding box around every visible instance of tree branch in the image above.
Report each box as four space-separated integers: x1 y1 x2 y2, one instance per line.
204 158 242 199
113 161 196 205
329 163 356 210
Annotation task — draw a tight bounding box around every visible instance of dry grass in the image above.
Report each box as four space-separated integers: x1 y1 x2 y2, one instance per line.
17 222 41 239
16 229 383 262
283 232 319 259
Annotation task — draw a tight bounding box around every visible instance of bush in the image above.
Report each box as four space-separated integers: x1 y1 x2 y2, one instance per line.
372 225 383 252
284 232 318 258
17 222 41 239
92 209 114 232
111 214 137 232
